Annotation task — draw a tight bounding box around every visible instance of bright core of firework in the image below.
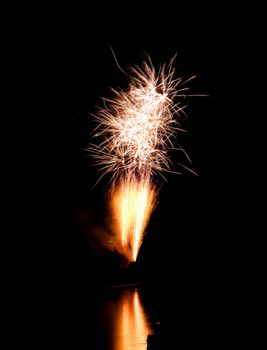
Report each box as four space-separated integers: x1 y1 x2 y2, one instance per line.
111 177 155 262
90 59 187 261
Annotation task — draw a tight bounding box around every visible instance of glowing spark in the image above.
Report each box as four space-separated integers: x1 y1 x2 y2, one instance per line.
90 61 187 179
111 177 155 261
89 57 189 261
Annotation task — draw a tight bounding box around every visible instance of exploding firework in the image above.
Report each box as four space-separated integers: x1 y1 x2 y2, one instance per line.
89 57 191 262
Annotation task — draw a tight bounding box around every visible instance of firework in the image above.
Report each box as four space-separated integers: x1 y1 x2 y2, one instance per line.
111 176 156 261
89 57 189 261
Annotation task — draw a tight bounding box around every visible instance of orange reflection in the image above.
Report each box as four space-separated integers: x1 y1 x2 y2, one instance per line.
114 289 152 350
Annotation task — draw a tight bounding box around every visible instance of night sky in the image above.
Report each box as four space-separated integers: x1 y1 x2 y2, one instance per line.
26 5 250 347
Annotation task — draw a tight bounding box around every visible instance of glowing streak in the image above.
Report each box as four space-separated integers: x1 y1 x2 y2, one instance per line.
90 61 187 179
111 178 155 261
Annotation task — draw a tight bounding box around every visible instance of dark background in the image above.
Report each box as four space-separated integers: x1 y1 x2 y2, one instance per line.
23 4 253 347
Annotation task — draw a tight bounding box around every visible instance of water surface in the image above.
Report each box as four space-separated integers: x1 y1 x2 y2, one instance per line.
93 287 155 349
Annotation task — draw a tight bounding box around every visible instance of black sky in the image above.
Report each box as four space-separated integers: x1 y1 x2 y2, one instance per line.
23 5 252 346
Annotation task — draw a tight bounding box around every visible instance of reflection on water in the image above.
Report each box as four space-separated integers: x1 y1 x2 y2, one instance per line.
116 289 152 349
98 288 153 349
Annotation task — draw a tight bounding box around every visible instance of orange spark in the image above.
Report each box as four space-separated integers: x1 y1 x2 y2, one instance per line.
111 177 156 261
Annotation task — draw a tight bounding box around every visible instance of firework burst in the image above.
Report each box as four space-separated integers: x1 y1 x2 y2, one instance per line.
89 57 191 261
